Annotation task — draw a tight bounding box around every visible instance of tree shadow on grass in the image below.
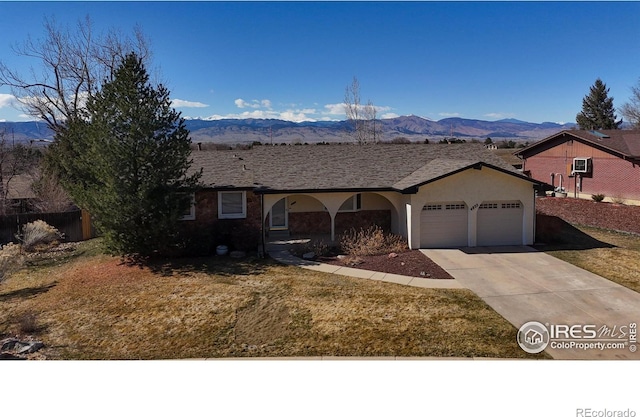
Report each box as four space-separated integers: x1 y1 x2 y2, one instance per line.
0 282 57 302
122 254 273 278
535 214 616 251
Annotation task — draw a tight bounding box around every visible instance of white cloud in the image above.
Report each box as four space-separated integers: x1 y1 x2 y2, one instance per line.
0 93 16 108
483 112 515 120
324 103 346 115
439 112 461 118
206 99 391 123
381 113 399 119
172 99 209 108
261 99 272 109
205 108 318 123
235 98 273 109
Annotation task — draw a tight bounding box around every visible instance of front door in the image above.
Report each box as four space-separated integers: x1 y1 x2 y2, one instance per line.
270 198 288 230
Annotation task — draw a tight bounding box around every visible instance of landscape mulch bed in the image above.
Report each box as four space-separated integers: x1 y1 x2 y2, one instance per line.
536 197 640 235
318 250 453 279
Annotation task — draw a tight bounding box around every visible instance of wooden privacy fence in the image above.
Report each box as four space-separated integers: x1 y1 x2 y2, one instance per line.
0 209 95 245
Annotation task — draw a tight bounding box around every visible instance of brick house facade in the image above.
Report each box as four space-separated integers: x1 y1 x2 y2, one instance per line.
184 144 544 254
515 130 640 204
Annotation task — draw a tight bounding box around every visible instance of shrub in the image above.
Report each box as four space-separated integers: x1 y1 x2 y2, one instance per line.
18 311 39 334
340 225 408 256
17 220 63 252
294 239 332 258
0 242 24 284
591 194 605 202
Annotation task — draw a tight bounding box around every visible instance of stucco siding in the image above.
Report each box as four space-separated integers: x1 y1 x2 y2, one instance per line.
409 167 535 248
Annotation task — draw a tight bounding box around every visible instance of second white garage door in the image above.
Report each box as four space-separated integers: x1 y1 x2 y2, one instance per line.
476 201 523 246
420 202 468 248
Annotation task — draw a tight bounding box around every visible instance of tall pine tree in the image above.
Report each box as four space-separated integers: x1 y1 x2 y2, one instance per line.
48 53 200 255
576 78 622 130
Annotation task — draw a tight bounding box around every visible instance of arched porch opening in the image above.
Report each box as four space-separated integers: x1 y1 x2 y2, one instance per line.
263 191 403 243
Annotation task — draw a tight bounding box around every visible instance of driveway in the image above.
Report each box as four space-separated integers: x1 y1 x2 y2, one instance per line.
422 246 640 359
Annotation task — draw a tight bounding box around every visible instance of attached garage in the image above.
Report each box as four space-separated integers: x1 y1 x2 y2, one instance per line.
420 202 468 248
476 201 523 246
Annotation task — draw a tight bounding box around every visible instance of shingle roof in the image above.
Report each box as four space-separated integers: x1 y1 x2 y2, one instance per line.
515 129 640 159
190 143 535 193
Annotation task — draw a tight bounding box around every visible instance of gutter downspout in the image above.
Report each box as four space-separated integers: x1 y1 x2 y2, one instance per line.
260 193 265 258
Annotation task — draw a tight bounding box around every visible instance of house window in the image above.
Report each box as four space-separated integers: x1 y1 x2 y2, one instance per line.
218 191 247 219
338 194 362 212
479 203 498 209
423 204 442 211
572 157 592 174
179 193 196 220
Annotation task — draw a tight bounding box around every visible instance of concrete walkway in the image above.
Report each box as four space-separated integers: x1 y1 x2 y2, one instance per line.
422 246 640 359
269 250 463 289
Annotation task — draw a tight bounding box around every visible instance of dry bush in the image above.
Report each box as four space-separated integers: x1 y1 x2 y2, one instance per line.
17 220 63 252
611 195 626 205
0 242 23 284
340 225 408 256
18 311 39 334
341 255 364 266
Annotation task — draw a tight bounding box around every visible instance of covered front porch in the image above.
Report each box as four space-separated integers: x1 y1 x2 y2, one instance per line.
261 191 406 244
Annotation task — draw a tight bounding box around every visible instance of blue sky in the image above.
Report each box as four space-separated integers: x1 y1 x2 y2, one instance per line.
1 1 640 124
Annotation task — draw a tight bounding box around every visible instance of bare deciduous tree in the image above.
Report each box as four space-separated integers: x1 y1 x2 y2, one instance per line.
0 129 39 215
620 79 640 129
0 15 150 133
30 166 73 213
344 77 380 144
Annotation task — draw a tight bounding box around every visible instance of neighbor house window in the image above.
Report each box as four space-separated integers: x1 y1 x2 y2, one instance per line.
218 191 247 219
178 193 196 221
338 194 362 212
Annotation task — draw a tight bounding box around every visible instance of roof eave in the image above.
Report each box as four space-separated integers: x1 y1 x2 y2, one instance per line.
253 186 398 195
399 162 543 193
515 130 636 160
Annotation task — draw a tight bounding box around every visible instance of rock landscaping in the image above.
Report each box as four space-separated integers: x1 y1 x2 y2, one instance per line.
536 197 640 235
0 337 45 360
319 250 454 279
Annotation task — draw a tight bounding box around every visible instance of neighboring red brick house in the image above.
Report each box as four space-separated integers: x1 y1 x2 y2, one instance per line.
514 130 640 204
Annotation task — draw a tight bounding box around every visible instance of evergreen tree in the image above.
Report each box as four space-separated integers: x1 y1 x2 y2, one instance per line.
48 53 200 255
576 78 622 130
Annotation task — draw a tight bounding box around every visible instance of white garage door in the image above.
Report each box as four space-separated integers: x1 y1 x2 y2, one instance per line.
420 202 468 248
477 201 523 246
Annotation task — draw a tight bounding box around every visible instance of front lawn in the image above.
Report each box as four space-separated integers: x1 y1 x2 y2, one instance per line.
536 197 640 293
0 240 542 359
540 224 640 293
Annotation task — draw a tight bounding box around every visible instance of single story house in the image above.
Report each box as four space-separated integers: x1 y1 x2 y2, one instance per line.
185 143 547 252
514 130 640 205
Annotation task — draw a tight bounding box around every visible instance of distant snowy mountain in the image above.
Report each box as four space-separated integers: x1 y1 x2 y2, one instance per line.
1 116 576 145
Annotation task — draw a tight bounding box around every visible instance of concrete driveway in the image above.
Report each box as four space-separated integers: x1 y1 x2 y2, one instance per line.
422 246 640 359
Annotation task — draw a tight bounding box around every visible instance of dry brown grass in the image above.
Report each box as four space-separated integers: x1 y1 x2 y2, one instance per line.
0 239 544 359
543 225 640 293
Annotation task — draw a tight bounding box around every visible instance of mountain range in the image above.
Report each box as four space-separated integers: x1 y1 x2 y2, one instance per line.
1 115 576 145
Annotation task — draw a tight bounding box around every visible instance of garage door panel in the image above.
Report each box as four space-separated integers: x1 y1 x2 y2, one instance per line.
477 201 523 246
420 202 467 248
